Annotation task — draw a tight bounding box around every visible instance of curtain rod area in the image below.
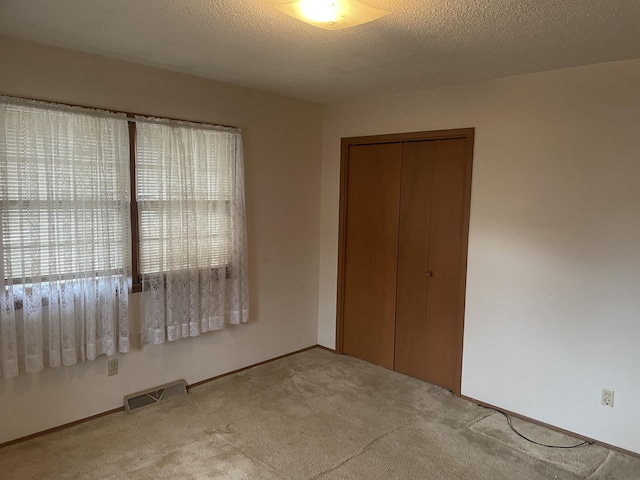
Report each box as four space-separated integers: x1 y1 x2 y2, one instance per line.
0 94 241 133
130 115 241 134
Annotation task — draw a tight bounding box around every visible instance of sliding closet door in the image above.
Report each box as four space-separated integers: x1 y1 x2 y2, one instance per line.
395 139 469 390
342 143 402 369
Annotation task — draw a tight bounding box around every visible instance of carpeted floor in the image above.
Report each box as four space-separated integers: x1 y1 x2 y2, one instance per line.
1 348 639 479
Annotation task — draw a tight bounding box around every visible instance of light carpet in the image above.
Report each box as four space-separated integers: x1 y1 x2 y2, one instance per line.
1 348 638 479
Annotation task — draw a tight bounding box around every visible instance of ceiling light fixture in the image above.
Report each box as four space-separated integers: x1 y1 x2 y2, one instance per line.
277 0 390 30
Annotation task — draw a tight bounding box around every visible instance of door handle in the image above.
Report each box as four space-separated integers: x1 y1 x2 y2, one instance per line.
425 271 433 278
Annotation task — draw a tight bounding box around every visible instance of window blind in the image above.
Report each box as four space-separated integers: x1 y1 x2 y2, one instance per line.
135 121 235 275
0 100 131 282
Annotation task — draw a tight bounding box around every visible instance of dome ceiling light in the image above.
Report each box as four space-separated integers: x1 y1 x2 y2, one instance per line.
276 0 390 30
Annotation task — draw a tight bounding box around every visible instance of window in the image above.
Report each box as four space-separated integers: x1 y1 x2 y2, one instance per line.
135 121 234 276
1 100 131 283
0 96 249 379
133 119 249 345
0 96 131 377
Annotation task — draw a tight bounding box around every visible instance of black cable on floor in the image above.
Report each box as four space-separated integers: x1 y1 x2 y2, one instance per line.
484 407 591 449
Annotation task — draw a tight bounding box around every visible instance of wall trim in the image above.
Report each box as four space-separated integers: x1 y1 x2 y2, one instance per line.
0 344 325 449
0 407 126 450
186 344 320 389
461 394 640 459
315 345 336 353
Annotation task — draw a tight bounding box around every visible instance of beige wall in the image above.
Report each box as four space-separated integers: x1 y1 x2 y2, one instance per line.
319 59 640 454
0 36 323 444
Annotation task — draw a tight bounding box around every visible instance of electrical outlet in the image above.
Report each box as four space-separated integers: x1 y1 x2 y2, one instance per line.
107 358 118 377
601 388 614 408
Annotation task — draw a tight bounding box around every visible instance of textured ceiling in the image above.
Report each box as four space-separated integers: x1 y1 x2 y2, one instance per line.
1 0 639 103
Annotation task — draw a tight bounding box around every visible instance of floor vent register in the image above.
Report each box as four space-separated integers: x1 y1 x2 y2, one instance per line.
124 380 188 412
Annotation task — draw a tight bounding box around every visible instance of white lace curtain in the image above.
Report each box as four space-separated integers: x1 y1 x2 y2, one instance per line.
135 118 249 344
0 97 132 378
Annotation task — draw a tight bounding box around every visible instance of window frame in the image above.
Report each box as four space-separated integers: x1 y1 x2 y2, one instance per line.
127 115 142 292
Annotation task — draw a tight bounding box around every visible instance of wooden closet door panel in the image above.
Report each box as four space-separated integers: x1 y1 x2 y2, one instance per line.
395 138 468 391
423 138 469 390
394 141 436 379
342 143 402 369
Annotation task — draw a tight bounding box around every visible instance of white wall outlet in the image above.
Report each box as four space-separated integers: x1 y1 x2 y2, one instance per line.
601 388 614 408
107 358 119 377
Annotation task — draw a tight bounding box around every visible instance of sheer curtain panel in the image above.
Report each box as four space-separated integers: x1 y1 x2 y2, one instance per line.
136 118 249 344
0 97 131 378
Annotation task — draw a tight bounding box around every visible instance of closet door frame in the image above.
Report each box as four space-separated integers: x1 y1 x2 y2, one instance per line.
335 128 475 396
